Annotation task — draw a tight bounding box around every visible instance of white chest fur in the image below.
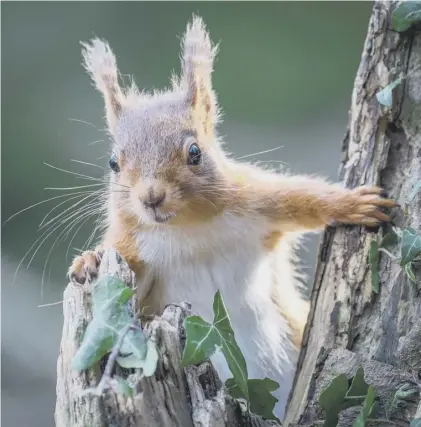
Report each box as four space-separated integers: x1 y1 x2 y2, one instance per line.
135 213 299 420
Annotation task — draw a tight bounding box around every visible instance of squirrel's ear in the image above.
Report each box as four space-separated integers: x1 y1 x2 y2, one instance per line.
81 39 124 135
181 15 219 134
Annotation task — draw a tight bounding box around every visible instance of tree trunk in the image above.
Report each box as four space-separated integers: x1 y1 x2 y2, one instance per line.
55 248 279 427
55 1 421 426
284 1 421 425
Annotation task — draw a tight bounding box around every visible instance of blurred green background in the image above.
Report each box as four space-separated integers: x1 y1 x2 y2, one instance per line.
2 2 372 426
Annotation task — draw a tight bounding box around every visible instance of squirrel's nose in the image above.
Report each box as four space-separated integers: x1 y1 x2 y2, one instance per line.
143 190 166 209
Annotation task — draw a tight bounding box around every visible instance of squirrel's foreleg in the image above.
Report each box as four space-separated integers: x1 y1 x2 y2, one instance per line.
231 172 397 232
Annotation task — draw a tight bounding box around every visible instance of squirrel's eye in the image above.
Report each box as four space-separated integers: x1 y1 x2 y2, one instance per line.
109 154 120 173
187 143 201 166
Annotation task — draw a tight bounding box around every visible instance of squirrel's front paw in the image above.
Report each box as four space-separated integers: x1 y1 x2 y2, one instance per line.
329 185 398 227
68 250 102 285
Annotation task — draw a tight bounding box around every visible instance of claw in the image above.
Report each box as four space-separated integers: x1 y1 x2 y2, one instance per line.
68 250 100 285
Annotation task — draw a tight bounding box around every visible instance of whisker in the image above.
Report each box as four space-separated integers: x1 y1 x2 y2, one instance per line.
73 177 130 191
14 212 69 283
236 146 284 160
13 189 106 291
28 206 93 271
82 214 105 253
63 203 105 257
87 139 105 146
38 300 63 308
45 183 108 191
44 162 102 180
41 205 103 290
256 160 288 165
63 210 101 264
70 159 105 169
44 162 130 189
3 191 97 226
74 176 104 182
43 200 103 255
196 194 219 214
32 197 104 268
63 215 102 264
68 118 98 128
59 202 104 240
39 191 101 227
28 188 125 286
39 192 103 230
72 211 100 259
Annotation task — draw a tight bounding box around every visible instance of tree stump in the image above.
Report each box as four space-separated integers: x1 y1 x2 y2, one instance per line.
55 248 280 427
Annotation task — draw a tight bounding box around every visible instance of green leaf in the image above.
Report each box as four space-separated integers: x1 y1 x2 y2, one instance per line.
225 377 280 422
319 374 349 427
376 78 402 107
71 275 156 376
114 375 133 397
400 227 421 266
353 385 376 427
386 382 419 418
319 374 349 410
323 412 340 427
380 231 399 248
411 418 421 427
369 240 380 294
339 367 370 411
405 262 418 282
410 180 421 202
346 367 369 398
182 290 249 400
392 1 421 32
117 336 159 376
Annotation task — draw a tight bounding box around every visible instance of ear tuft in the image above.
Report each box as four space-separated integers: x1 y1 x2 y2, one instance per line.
81 38 124 134
180 15 219 133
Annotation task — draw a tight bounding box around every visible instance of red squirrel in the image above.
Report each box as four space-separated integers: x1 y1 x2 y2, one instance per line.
69 16 397 420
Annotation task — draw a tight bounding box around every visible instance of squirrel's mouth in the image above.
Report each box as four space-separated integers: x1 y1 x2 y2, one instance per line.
150 209 176 224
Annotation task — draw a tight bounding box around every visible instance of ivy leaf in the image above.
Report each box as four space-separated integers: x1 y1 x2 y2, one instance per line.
340 367 369 410
347 367 368 397
405 262 417 283
353 385 376 427
339 367 371 411
380 231 399 248
400 227 421 266
319 374 349 427
182 290 249 400
411 418 421 427
117 337 159 376
71 275 155 375
386 382 419 418
113 375 133 397
392 1 421 32
319 374 349 410
376 79 402 107
369 240 380 294
225 377 280 422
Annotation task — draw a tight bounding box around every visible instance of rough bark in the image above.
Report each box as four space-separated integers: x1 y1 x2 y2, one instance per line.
55 248 280 427
284 1 421 426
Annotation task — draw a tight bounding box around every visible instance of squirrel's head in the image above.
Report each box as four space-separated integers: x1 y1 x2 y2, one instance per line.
82 16 228 227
